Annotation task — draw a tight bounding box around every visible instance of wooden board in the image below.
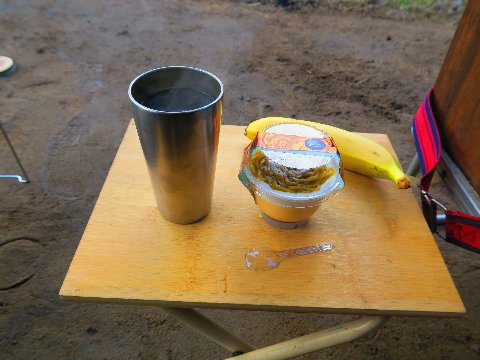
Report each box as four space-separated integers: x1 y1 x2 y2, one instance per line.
433 0 480 193
60 122 465 317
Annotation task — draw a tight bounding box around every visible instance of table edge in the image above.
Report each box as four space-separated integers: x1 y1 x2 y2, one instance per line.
59 294 465 318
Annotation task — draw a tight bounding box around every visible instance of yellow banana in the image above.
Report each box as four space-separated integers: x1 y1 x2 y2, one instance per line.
244 117 410 189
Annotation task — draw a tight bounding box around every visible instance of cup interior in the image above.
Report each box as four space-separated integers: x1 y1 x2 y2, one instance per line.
129 66 223 113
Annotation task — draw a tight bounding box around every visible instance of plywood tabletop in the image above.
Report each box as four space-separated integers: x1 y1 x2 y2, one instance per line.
60 121 465 317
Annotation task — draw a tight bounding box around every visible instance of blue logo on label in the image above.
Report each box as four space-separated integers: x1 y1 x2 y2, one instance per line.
305 138 325 151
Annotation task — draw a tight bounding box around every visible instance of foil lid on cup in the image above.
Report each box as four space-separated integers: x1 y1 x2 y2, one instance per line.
239 123 344 208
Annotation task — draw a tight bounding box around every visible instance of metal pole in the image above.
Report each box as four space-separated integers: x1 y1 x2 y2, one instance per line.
160 307 255 354
438 151 480 216
0 121 29 183
406 153 420 177
226 316 389 360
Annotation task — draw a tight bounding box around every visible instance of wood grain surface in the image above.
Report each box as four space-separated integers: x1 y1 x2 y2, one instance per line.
60 122 465 317
433 0 480 193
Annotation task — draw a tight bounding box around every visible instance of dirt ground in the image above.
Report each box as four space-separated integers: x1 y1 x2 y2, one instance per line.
1 0 479 359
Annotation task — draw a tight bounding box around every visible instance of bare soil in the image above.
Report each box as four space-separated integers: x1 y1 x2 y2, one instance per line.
1 0 479 359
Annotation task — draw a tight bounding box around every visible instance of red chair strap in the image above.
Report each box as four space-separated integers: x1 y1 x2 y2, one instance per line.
445 211 480 253
412 88 480 253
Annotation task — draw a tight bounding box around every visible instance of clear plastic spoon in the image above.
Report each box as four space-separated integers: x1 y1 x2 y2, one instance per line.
245 243 334 271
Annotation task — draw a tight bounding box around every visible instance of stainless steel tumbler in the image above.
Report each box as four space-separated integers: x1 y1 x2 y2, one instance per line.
128 66 223 224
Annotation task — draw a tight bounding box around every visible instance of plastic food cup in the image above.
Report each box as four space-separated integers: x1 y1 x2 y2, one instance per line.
239 123 344 228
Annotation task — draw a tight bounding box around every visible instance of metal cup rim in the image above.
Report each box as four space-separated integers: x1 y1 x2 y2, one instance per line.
128 65 224 114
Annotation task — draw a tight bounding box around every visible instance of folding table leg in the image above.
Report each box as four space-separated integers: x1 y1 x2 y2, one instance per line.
225 316 389 360
161 306 388 360
160 307 255 354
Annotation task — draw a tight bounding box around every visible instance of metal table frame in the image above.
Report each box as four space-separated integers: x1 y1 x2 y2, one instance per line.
159 307 388 359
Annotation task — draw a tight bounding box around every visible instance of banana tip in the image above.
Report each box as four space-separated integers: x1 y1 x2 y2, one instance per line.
397 176 411 189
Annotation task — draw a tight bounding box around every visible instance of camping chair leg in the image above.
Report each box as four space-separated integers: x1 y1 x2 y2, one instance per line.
437 214 446 225
0 121 29 183
406 153 420 177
